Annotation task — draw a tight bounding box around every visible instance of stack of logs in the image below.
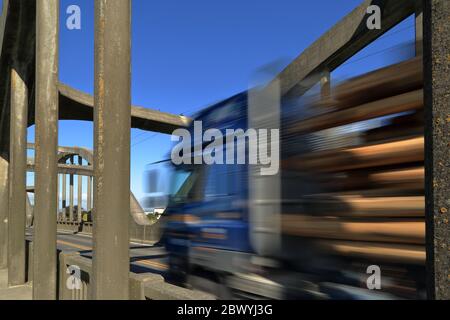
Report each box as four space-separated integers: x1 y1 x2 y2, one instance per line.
282 57 425 297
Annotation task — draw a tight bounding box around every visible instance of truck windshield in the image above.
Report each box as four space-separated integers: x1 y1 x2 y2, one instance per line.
170 167 202 203
170 169 191 195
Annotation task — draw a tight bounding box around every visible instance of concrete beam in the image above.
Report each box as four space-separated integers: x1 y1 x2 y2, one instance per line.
32 0 59 300
58 84 192 135
423 0 450 300
27 143 94 165
8 68 28 286
26 162 93 177
276 0 416 98
92 0 131 300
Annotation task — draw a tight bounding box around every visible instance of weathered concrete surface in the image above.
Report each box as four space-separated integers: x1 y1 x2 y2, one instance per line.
8 68 28 286
33 0 59 300
276 0 416 97
0 0 36 158
92 0 131 300
58 84 192 135
143 274 215 300
0 269 32 300
423 0 450 300
0 156 8 270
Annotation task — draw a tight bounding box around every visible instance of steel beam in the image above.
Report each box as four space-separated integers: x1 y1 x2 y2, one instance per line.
8 68 27 286
423 0 450 300
33 0 59 300
92 0 131 300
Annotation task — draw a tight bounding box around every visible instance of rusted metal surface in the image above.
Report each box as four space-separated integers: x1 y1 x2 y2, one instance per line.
33 0 59 300
92 0 131 300
423 0 450 300
8 68 27 286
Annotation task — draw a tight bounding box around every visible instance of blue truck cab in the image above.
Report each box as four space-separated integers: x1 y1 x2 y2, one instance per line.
163 92 257 281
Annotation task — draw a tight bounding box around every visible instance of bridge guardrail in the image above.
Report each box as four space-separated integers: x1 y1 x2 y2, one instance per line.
58 251 215 300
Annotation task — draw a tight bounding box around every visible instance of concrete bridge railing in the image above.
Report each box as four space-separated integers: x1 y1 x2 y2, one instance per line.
57 252 214 300
26 143 164 244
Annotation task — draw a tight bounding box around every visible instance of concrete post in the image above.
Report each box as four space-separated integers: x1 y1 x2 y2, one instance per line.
69 156 74 222
87 176 92 212
62 173 66 219
423 0 450 300
77 156 82 222
56 174 59 220
416 1 423 56
320 70 330 99
8 68 28 286
0 156 8 270
33 0 59 300
92 0 131 300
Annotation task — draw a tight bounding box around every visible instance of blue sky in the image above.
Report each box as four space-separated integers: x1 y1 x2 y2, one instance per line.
0 0 415 204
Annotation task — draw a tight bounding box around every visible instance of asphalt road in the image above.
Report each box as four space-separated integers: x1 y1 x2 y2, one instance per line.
26 230 169 276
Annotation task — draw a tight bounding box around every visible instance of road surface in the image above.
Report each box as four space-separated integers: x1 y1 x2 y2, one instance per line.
26 230 169 275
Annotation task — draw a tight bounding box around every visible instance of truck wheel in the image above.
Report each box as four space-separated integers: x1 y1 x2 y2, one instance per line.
168 255 188 285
